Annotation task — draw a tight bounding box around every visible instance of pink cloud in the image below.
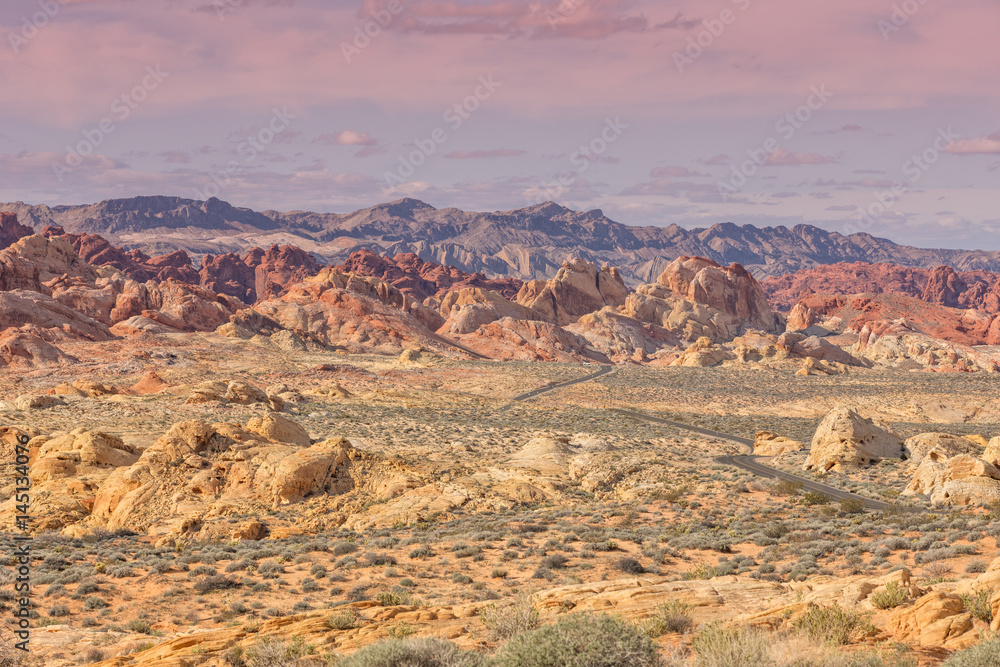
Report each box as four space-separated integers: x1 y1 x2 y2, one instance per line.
445 149 526 159
764 149 838 166
314 131 379 146
944 132 1000 155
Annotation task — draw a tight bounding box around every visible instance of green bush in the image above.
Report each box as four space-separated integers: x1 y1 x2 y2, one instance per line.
638 599 694 637
337 637 485 667
792 604 874 645
869 582 908 610
942 638 1000 667
959 587 994 623
479 593 539 641
692 624 769 667
494 613 660 667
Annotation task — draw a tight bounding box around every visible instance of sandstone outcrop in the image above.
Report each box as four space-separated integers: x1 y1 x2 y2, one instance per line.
804 406 904 472
515 258 627 326
904 451 1000 506
252 271 448 355
437 287 539 335
671 336 728 367
853 319 998 372
622 256 782 344
753 432 805 456
904 433 983 468
446 317 608 363
568 307 682 363
336 249 523 302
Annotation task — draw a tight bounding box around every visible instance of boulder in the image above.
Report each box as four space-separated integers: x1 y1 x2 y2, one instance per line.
245 413 311 446
804 406 904 472
904 452 1000 505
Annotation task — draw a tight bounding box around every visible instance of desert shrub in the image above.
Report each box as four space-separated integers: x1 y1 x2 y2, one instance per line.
194 575 240 594
257 561 285 577
965 560 988 574
84 596 108 610
613 557 644 575
451 573 473 585
364 552 397 567
243 636 312 667
376 591 413 607
802 492 832 506
329 609 358 630
870 582 908 610
81 648 105 663
409 545 434 559
336 637 485 667
793 604 874 645
494 613 659 667
770 480 803 496
692 624 770 666
479 594 539 641
959 587 994 623
541 554 568 569
942 637 1000 667
332 541 358 556
637 599 694 637
47 604 71 617
128 619 155 635
839 499 866 515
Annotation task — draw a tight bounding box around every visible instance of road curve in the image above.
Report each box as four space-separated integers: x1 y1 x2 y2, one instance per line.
502 367 895 512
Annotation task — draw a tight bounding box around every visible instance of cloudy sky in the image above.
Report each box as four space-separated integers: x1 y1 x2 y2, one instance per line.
1 0 998 248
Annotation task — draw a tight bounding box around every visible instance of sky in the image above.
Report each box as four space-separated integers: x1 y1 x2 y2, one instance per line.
1 0 999 248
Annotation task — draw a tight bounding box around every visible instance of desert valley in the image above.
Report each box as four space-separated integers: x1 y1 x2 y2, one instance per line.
0 198 998 666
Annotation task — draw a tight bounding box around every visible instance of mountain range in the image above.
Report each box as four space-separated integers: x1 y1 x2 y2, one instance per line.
4 195 1000 283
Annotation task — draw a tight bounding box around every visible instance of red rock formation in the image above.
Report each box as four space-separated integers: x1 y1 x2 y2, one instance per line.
43 226 199 284
336 249 523 302
763 261 1000 314
794 292 1000 346
200 244 321 304
0 212 34 250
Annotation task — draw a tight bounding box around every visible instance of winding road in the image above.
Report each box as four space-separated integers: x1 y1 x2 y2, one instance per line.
508 365 896 512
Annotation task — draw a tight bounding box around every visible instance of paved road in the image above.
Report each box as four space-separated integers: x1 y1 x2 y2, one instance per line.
611 409 895 512
503 369 895 512
501 365 614 410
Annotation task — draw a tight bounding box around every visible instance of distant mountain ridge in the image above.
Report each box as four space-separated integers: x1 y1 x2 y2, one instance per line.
3 196 999 283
